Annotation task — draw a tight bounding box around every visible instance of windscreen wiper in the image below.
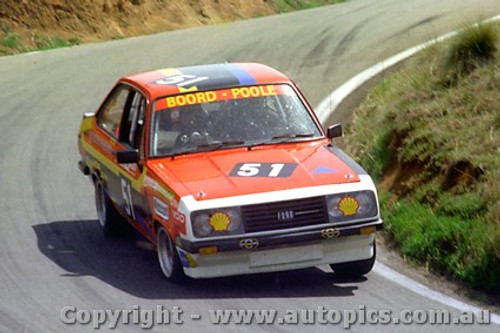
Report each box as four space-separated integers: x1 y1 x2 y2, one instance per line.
195 140 246 151
270 133 317 141
246 133 318 150
168 141 246 158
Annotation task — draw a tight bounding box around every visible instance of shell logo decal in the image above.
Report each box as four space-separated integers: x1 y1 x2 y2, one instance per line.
209 212 231 231
338 196 359 217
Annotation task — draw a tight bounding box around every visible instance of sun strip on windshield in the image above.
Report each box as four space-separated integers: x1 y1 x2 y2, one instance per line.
154 84 288 111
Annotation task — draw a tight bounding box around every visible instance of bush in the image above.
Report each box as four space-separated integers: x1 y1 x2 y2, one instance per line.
2 33 19 49
443 23 497 79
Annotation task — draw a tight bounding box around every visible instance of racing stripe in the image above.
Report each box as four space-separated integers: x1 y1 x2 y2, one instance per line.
327 145 367 176
225 64 257 85
81 136 145 192
157 68 182 77
178 64 240 91
152 64 258 92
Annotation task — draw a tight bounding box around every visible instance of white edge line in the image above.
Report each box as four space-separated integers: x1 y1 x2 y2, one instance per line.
374 262 500 325
315 14 500 125
315 14 500 322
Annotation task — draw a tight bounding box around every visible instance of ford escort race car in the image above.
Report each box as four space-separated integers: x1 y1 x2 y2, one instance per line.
77 63 383 281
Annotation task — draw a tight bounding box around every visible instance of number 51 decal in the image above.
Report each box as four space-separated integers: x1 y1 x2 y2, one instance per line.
153 74 208 91
121 178 136 219
229 163 298 178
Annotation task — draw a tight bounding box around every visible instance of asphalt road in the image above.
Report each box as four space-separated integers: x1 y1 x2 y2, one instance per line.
1 0 499 332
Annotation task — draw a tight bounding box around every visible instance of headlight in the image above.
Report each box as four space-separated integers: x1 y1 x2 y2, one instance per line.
193 213 212 237
326 196 344 218
355 191 375 215
326 191 378 223
191 207 244 238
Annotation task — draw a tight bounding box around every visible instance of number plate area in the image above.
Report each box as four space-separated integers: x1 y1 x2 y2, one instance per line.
249 244 323 268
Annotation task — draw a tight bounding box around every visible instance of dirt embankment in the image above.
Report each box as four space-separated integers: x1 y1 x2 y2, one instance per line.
0 0 276 50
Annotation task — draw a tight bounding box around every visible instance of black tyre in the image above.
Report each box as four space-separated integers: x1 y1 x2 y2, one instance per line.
94 181 123 237
330 242 376 278
156 226 185 282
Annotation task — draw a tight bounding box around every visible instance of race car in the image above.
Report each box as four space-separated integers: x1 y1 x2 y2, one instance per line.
77 63 383 281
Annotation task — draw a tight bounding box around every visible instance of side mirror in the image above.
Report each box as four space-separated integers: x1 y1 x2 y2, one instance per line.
116 150 139 164
327 123 343 139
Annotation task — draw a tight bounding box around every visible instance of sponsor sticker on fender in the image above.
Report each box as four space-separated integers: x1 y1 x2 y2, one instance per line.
153 197 169 220
172 209 187 234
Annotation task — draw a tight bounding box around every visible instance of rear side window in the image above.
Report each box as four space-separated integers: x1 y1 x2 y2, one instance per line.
97 86 130 138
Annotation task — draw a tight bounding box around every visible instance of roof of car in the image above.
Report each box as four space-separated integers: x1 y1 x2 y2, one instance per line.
121 63 292 99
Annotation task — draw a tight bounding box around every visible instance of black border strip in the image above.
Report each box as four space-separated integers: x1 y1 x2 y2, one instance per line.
180 219 382 253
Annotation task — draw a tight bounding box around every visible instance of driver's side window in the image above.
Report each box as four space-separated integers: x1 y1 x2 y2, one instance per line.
97 85 147 160
97 86 130 138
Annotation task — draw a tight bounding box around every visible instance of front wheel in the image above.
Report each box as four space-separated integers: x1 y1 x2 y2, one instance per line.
330 242 376 278
156 226 185 282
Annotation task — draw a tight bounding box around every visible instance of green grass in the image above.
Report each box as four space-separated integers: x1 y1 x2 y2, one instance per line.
382 197 500 290
2 32 19 49
0 30 82 55
68 37 82 45
32 33 81 50
346 22 500 291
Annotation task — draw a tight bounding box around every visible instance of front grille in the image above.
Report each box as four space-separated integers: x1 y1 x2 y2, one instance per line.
241 196 328 233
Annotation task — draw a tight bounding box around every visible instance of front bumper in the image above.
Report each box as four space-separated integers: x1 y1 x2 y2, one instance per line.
176 219 382 278
179 233 376 279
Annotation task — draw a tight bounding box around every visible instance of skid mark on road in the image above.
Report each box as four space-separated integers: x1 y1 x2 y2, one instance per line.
315 14 500 125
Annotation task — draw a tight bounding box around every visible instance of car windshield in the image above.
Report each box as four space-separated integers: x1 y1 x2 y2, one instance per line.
150 84 323 157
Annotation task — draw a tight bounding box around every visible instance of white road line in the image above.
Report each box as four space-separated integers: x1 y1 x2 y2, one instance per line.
374 262 500 325
315 14 500 323
315 14 500 124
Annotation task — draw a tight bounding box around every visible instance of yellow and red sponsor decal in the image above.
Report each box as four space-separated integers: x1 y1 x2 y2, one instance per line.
155 84 282 111
172 208 187 234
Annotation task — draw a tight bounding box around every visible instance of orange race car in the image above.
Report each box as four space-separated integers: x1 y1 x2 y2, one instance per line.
77 63 383 281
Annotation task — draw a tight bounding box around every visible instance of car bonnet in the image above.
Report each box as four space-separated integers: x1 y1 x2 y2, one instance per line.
148 141 361 201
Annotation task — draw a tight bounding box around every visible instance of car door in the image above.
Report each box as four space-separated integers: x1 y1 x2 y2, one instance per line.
116 89 152 237
93 84 150 236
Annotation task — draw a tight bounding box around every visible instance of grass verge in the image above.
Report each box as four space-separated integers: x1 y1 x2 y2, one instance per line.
0 1 346 55
274 0 347 13
346 22 500 292
1 30 81 55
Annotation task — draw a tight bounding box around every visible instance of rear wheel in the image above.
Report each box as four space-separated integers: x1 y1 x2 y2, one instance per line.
157 226 185 282
94 181 122 236
330 242 376 278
